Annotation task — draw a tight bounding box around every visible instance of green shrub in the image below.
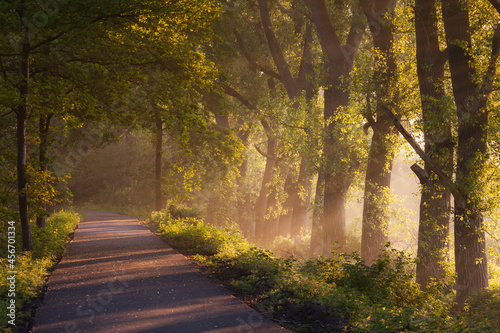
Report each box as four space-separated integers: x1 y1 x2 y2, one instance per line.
0 210 79 332
32 210 79 259
167 203 202 219
150 209 246 256
145 211 500 333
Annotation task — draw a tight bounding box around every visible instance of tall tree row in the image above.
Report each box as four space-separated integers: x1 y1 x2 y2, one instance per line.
3 0 500 309
0 0 224 250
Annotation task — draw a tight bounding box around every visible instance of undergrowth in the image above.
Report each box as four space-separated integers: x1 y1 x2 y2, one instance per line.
0 210 80 332
146 209 500 332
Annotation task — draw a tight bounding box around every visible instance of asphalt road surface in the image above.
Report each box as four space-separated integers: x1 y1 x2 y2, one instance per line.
30 210 288 333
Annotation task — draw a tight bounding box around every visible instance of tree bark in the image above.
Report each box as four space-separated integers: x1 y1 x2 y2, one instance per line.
359 0 398 265
414 0 453 289
17 22 32 251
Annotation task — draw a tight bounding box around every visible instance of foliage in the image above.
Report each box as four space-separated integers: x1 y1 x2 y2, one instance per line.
0 211 79 332
147 208 249 257
27 166 72 221
145 211 500 332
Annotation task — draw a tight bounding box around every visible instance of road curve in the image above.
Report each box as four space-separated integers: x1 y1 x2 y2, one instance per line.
31 210 288 333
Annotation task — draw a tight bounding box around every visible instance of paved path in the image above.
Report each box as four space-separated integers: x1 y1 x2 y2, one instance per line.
31 211 287 333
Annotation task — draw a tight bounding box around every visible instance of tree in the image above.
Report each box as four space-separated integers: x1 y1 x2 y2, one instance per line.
305 0 365 255
414 0 453 288
385 0 500 304
215 0 320 242
441 0 500 305
359 0 399 264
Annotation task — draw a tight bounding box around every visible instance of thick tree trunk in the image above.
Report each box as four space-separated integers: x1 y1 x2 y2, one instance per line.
359 0 398 265
17 23 32 251
441 0 493 306
36 114 52 229
153 102 163 211
360 128 395 263
414 0 453 288
321 86 355 253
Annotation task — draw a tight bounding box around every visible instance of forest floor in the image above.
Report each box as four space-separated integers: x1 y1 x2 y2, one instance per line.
30 210 288 333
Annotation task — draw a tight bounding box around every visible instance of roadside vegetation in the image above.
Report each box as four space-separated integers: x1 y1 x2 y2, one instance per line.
0 211 80 332
144 206 500 333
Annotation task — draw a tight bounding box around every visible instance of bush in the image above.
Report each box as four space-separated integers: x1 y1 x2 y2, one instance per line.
32 210 79 259
0 211 79 332
149 209 246 256
145 211 500 333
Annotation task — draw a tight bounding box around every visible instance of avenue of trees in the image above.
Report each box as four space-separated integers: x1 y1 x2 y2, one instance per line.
2 0 500 308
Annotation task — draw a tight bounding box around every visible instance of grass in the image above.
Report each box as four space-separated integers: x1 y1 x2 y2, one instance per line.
0 210 80 332
145 208 500 333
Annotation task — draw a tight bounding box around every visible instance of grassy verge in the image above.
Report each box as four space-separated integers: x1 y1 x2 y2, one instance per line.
0 210 80 332
144 209 500 333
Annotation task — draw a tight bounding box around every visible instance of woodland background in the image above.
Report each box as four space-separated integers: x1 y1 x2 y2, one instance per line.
2 0 500 323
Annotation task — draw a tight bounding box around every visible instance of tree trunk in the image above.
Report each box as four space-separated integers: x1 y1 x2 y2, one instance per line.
321 85 354 253
153 101 163 211
262 178 280 244
414 0 453 288
359 0 398 265
360 128 395 263
17 23 32 251
36 114 52 229
322 188 346 256
254 121 278 241
236 129 252 236
441 0 492 306
310 171 324 255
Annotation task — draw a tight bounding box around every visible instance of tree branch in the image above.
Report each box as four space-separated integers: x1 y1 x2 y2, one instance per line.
30 32 65 51
233 29 282 82
257 0 299 98
382 105 465 205
220 82 257 110
254 143 280 161
1 110 15 117
487 0 500 14
305 0 345 65
481 22 500 99
410 163 430 184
